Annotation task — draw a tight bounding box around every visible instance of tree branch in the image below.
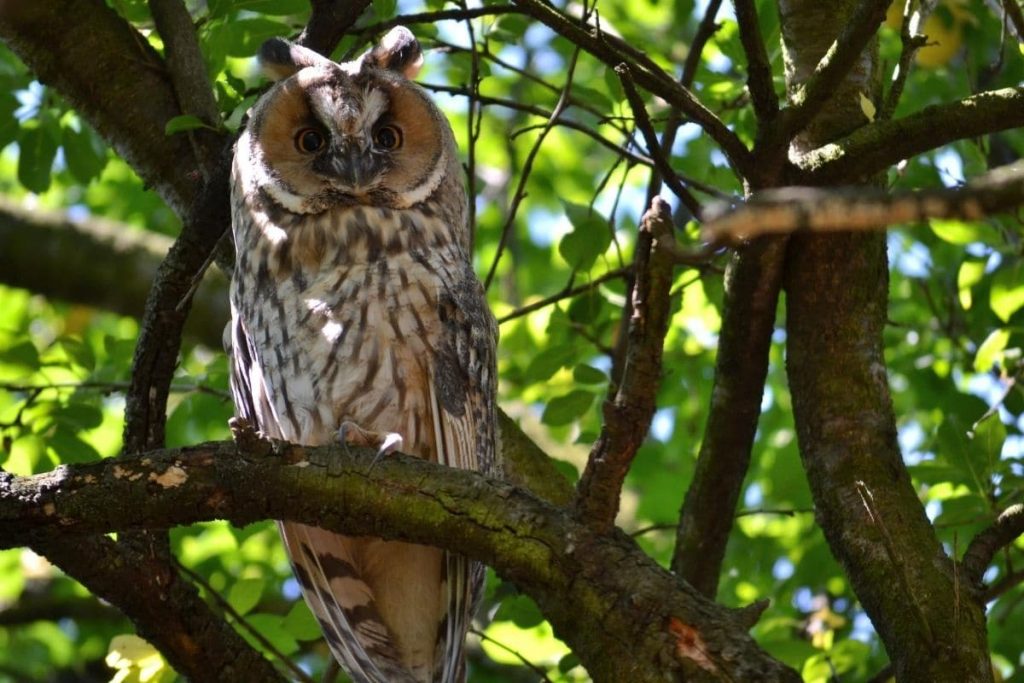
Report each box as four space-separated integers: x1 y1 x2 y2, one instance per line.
31 533 286 682
617 65 703 217
0 440 802 683
799 85 1024 183
962 504 1024 590
296 0 373 55
702 160 1024 242
148 0 223 177
672 237 786 596
0 0 212 215
777 0 890 141
0 198 229 348
733 0 778 124
575 198 677 532
510 0 755 177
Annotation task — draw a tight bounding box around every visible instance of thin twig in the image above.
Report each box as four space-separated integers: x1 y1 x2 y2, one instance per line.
457 0 483 250
497 267 631 324
617 64 703 218
0 381 231 401
881 0 930 120
420 82 654 168
855 481 935 645
648 0 724 201
357 5 518 38
510 0 754 176
733 0 778 123
174 560 315 683
483 47 582 290
470 628 555 683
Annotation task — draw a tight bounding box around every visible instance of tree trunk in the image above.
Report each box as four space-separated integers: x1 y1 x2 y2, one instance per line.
779 1 993 680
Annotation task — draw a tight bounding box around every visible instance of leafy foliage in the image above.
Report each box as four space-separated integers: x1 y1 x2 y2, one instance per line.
0 0 1023 681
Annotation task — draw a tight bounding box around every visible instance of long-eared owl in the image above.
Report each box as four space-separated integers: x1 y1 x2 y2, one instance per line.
228 27 498 683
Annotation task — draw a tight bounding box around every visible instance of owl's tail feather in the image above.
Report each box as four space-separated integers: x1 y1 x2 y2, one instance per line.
280 522 421 683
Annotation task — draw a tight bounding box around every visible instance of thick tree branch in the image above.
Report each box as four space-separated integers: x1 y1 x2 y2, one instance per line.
297 0 373 55
0 440 802 683
0 0 210 215
575 198 676 532
510 0 755 177
672 237 786 597
0 198 229 347
702 161 1024 242
962 504 1024 589
1001 0 1024 42
148 0 223 177
799 86 1024 182
776 0 889 142
31 533 286 682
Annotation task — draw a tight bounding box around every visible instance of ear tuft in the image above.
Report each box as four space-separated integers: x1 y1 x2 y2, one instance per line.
259 38 331 81
365 27 423 80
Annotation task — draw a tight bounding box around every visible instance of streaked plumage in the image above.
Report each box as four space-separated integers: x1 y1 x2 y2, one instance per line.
227 28 498 682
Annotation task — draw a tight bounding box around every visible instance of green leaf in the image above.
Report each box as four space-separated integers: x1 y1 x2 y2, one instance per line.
55 403 104 431
282 601 322 641
244 612 298 656
523 344 576 383
571 84 614 110
974 329 1009 372
227 577 265 616
215 18 296 57
17 122 59 193
956 259 986 310
573 364 608 385
558 652 582 673
47 426 102 464
0 339 40 371
558 202 611 271
930 219 998 246
61 124 107 184
541 390 595 426
990 265 1024 322
0 93 20 150
493 594 545 628
164 114 213 136
372 0 397 20
971 412 1006 474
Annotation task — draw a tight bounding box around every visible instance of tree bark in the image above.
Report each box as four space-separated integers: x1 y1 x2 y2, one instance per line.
778 1 993 680
0 440 802 683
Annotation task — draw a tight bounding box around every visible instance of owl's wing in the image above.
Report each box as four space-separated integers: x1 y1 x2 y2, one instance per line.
430 268 498 683
229 306 276 433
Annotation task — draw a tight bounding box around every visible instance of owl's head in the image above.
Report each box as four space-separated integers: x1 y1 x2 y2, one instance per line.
240 28 459 214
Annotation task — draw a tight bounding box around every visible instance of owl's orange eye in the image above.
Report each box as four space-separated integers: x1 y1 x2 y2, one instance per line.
374 125 402 150
295 128 325 153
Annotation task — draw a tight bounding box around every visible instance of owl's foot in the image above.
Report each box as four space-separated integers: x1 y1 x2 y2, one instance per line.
336 421 403 473
230 417 261 448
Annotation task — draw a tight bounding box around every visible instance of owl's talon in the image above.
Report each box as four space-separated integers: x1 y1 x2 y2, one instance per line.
336 421 402 473
367 432 404 474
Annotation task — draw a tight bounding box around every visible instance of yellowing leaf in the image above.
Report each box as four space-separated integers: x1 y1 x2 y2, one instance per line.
859 92 876 121
106 635 172 683
991 266 1024 322
957 260 986 310
974 329 1009 372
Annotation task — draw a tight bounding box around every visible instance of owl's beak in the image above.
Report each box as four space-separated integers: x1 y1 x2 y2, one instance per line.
329 141 371 189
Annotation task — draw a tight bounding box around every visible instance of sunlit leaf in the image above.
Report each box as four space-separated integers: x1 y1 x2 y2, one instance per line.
227 577 265 616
